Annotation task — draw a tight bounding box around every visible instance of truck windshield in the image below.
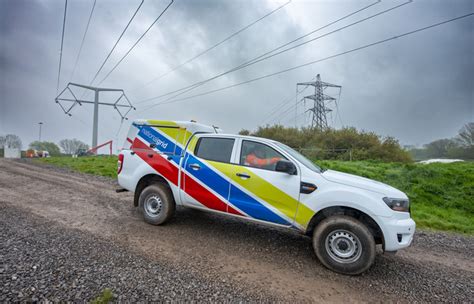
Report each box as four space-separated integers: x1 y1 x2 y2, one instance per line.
274 142 323 173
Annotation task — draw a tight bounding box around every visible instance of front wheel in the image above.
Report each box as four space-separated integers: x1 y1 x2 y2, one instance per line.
138 184 175 225
313 215 375 275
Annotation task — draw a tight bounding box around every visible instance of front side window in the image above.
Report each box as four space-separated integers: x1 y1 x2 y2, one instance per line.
275 142 322 173
195 137 235 163
240 140 286 171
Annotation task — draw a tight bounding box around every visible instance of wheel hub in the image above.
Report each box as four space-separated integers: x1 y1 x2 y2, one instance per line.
144 195 163 217
325 230 362 264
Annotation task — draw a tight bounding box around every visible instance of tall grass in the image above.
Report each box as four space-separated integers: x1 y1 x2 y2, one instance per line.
320 161 474 234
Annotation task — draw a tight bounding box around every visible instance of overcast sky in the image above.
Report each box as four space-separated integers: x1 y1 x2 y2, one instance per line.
1 0 473 151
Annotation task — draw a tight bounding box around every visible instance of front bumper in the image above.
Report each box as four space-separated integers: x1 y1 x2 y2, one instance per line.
382 217 416 252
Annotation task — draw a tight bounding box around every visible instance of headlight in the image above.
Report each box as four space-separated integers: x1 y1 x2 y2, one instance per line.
383 197 410 212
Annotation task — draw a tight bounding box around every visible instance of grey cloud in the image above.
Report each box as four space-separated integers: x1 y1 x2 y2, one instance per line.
0 0 473 151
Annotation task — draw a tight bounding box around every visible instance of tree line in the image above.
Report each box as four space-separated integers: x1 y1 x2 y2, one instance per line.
0 135 89 156
409 123 473 161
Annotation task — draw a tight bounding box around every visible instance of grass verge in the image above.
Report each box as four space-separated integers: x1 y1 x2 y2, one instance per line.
36 156 473 234
36 156 118 178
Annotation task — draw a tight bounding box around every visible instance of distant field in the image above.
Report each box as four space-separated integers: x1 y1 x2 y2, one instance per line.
36 156 473 234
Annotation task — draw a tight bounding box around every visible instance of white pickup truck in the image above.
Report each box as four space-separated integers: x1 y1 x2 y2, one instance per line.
118 119 415 275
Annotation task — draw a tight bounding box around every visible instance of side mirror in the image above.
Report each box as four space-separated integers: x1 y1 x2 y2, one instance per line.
275 160 297 175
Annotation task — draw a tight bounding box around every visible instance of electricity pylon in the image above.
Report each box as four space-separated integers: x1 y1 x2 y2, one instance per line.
55 82 135 148
297 74 341 130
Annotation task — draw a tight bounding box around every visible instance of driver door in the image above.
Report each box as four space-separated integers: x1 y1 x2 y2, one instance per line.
228 140 301 226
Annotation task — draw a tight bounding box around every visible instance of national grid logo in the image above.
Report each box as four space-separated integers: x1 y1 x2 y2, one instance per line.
141 127 168 150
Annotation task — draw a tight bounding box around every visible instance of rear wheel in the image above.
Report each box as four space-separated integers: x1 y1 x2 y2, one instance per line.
313 215 375 275
139 184 175 225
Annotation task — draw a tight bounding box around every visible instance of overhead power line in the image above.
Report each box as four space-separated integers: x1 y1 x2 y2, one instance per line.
135 0 383 105
134 0 292 92
133 12 474 115
70 0 97 82
96 0 174 86
268 97 305 124
262 84 311 123
56 0 68 94
88 0 145 86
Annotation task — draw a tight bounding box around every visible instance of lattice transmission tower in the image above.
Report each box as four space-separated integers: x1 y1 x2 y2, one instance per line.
297 74 341 130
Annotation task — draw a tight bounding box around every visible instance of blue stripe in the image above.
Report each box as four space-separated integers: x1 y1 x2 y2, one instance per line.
185 154 230 200
229 185 289 225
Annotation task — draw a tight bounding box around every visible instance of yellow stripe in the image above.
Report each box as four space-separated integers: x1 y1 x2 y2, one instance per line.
146 120 178 127
187 136 199 153
147 120 193 148
211 163 315 228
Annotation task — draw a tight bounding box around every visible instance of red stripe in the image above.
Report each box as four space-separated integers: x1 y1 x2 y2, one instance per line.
127 137 133 144
182 172 243 216
133 139 179 185
134 138 244 216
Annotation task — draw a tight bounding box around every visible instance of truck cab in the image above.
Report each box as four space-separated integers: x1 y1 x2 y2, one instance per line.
118 119 415 275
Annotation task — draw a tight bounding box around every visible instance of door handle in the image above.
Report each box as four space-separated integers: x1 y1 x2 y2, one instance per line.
147 153 153 158
189 163 201 170
236 172 251 179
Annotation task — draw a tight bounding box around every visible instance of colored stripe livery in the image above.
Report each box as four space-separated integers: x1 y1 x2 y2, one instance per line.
130 120 316 230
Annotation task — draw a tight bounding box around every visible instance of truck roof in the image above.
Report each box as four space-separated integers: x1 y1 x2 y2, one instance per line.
131 119 278 145
132 119 219 134
196 132 279 145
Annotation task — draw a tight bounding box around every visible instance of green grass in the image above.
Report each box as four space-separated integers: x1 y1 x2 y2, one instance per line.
36 155 118 178
91 288 113 304
36 156 474 234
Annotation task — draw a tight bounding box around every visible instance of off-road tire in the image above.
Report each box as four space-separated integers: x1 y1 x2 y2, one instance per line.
313 215 375 275
138 184 175 225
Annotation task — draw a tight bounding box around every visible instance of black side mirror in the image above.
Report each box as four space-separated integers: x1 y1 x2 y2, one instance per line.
275 160 297 175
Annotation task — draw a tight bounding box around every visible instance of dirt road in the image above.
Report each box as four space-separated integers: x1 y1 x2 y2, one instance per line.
1 159 473 302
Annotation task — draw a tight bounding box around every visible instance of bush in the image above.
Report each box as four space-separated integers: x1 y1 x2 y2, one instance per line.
244 125 412 162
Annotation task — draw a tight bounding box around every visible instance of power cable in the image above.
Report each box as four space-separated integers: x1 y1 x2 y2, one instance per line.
88 0 145 86
96 0 174 86
56 0 68 95
263 84 310 123
335 87 344 127
135 0 382 105
154 0 409 105
133 12 474 114
133 0 292 92
270 98 305 124
69 0 97 82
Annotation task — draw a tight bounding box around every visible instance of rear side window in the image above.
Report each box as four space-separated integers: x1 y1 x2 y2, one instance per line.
195 137 235 163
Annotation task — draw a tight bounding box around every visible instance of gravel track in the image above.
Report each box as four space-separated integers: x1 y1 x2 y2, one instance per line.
0 205 276 302
1 159 473 302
